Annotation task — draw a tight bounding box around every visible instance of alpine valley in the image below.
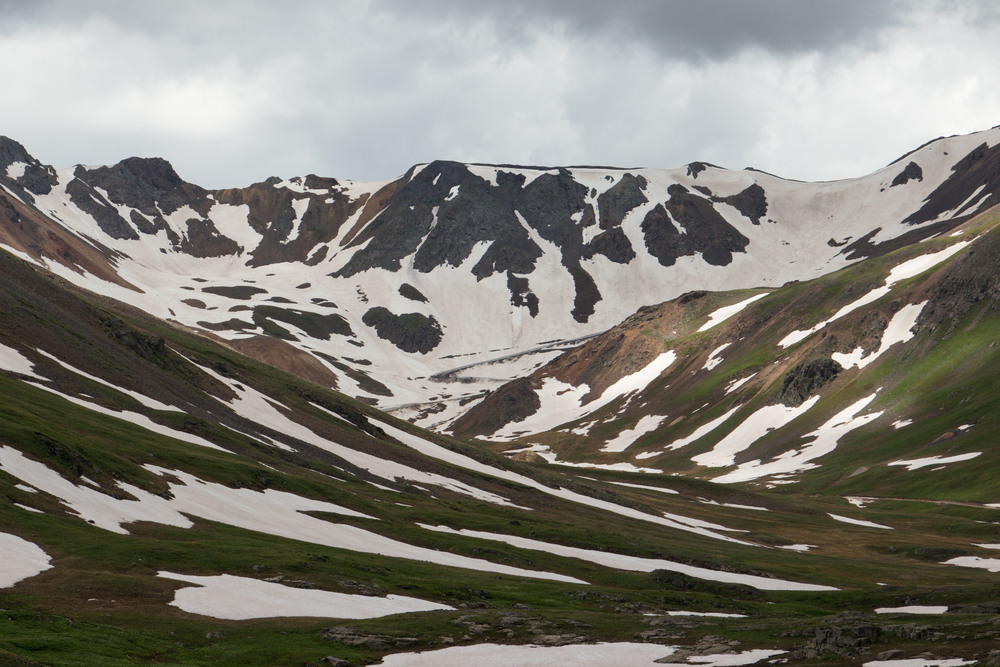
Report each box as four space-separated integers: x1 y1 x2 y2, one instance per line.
2 125 1000 665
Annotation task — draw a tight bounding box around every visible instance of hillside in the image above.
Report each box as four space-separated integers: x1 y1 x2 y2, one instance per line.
3 128 1000 433
2 129 1000 665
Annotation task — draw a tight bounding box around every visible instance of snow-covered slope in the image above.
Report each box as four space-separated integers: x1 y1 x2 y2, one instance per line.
2 127 1000 430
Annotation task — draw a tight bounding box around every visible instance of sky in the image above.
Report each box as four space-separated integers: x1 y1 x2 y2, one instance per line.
1 0 999 188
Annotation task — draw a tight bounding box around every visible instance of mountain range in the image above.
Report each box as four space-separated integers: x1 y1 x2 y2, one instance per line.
1 127 1000 665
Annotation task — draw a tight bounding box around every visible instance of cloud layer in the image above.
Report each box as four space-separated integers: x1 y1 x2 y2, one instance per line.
2 0 999 187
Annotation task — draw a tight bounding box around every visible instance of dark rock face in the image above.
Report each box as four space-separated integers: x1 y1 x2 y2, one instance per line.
398 283 428 303
507 273 539 318
79 157 206 216
641 185 750 267
597 173 647 229
201 285 268 300
721 183 768 225
582 227 636 264
66 174 141 240
0 136 58 202
449 377 541 437
179 219 241 258
361 307 442 354
640 204 683 266
918 223 1000 334
336 161 538 278
772 358 843 406
891 161 924 187
903 142 1000 225
686 162 708 179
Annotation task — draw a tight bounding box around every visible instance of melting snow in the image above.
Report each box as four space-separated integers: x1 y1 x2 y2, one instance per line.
892 419 913 429
0 445 580 583
420 524 835 591
0 343 42 378
712 393 883 484
158 571 453 620
36 350 179 412
702 343 731 371
0 532 52 587
692 398 819 469
944 556 1000 572
657 405 741 456
779 544 815 552
874 605 948 615
828 513 893 530
600 414 667 453
832 302 926 369
697 293 769 333
724 373 756 395
863 659 974 667
6 161 28 179
888 452 981 471
608 481 678 494
492 351 676 440
780 242 969 348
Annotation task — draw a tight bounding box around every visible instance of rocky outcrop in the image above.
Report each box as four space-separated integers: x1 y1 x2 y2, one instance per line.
891 160 924 187
362 307 442 354
771 358 843 407
642 184 750 267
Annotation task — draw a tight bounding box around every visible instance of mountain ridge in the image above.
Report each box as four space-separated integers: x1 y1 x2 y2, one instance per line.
5 127 1000 437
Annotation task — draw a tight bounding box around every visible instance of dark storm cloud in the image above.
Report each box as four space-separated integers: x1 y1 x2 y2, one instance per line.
376 0 905 59
1 1 1000 188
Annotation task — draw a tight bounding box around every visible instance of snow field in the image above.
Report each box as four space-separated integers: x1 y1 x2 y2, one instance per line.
781 241 969 349
376 643 785 667
0 445 582 583
862 660 975 667
888 452 981 471
832 302 926 369
0 532 52 587
0 342 43 378
374 420 757 544
691 398 819 469
600 414 668 453
419 524 835 591
491 351 677 440
827 513 893 530
697 294 769 333
158 572 453 620
636 405 741 459
712 393 883 484
36 350 179 412
874 605 948 615
944 556 1000 572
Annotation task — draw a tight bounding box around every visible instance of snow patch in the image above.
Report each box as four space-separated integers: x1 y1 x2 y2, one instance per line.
692 398 819 468
600 414 667 453
780 243 968 348
0 532 52 587
863 659 974 667
0 343 42 378
888 452 981 471
697 293 768 332
420 524 835 591
492 351 676 440
874 605 948 615
703 343 731 371
832 302 926 369
5 161 28 179
159 571 453 620
944 556 1000 572
713 393 883 484
828 513 893 530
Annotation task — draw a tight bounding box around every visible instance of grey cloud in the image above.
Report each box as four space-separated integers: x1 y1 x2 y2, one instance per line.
376 0 910 60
